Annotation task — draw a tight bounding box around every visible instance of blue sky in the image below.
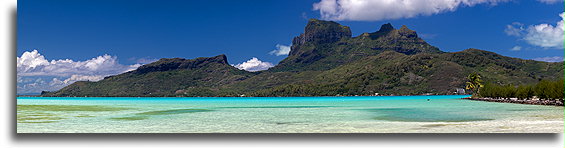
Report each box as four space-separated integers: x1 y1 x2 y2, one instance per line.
17 0 564 94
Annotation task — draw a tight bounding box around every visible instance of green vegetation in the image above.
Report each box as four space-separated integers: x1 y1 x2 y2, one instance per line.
465 72 484 97
479 79 564 100
43 19 564 97
44 55 255 97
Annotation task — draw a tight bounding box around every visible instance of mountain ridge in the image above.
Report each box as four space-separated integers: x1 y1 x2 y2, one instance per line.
42 19 564 97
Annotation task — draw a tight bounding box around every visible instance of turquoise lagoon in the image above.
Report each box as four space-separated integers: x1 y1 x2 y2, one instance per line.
16 95 563 133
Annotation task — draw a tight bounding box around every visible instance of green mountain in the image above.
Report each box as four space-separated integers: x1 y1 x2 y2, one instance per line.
43 19 564 97
271 19 441 72
45 55 256 97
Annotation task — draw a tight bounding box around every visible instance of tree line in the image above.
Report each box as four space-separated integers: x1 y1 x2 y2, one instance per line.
478 79 564 100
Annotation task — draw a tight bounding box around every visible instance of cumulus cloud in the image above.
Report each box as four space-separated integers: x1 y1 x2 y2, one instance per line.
504 22 525 37
50 75 105 86
505 12 564 49
42 75 104 92
233 57 275 72
269 44 291 56
510 46 522 51
17 50 144 94
17 77 48 94
17 50 141 77
18 74 108 94
313 0 508 21
532 56 564 62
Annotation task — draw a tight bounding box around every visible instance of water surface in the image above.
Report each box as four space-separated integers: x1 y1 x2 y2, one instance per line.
17 95 563 133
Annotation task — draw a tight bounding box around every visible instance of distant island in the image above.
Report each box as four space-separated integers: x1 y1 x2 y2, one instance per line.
41 19 564 98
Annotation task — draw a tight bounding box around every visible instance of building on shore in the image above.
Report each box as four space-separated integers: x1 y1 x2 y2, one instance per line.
455 88 466 95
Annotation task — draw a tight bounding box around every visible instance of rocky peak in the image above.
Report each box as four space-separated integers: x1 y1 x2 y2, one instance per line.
369 23 395 39
290 19 352 56
397 25 418 38
209 54 229 64
369 24 441 55
379 23 395 32
292 19 352 46
134 54 229 74
367 24 418 39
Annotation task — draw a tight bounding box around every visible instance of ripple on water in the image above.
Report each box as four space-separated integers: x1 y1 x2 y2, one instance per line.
363 108 494 122
17 105 131 123
17 113 65 123
109 109 213 121
136 109 213 116
17 105 131 112
421 123 464 128
219 106 337 109
109 116 149 121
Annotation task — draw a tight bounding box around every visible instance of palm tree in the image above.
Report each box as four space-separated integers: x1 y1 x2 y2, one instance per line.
466 72 484 98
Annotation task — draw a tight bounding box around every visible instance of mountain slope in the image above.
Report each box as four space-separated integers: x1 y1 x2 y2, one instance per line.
44 55 255 97
270 19 441 72
44 19 564 97
245 49 562 96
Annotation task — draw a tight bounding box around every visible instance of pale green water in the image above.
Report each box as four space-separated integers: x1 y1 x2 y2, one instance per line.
16 95 564 133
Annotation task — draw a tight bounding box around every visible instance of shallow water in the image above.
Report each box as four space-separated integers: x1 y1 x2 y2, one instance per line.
16 95 564 133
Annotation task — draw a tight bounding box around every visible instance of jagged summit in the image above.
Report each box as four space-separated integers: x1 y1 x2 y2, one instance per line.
369 23 395 39
286 19 352 62
272 20 442 72
368 23 438 55
366 23 419 40
292 19 352 46
44 19 564 97
381 23 395 31
397 25 418 38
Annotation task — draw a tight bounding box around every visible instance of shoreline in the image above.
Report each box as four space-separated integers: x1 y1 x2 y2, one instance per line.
17 94 469 98
463 97 564 106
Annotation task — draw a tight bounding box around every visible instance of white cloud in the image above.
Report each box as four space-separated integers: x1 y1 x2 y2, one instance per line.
505 12 564 49
523 13 564 48
18 75 108 94
50 75 105 86
504 22 525 36
313 0 508 21
510 46 522 51
17 50 141 77
233 57 275 72
532 56 564 62
537 0 561 4
17 78 47 94
17 50 144 94
269 44 291 56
